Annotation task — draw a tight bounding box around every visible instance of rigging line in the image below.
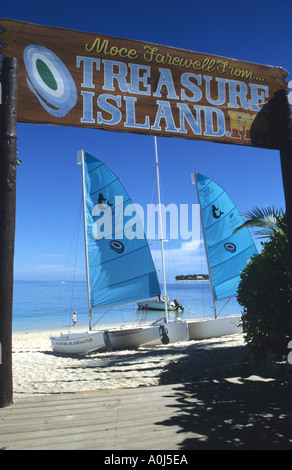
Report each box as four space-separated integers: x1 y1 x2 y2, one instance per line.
91 306 113 328
50 197 83 335
67 197 83 330
139 305 148 324
58 198 83 284
149 166 159 265
118 304 127 323
216 297 232 318
200 239 207 319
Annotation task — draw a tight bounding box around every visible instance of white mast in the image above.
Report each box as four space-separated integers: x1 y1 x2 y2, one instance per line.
78 150 92 330
192 171 217 319
154 137 169 323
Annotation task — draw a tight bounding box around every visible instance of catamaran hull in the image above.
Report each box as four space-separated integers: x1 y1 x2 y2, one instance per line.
186 315 242 340
108 325 162 349
108 320 189 349
147 320 189 346
50 330 105 355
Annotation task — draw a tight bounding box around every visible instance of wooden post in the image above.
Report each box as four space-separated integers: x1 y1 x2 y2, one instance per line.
0 57 18 408
275 89 292 276
280 149 292 277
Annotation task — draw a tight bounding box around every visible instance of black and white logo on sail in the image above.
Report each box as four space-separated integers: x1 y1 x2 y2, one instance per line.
224 242 236 253
110 240 125 253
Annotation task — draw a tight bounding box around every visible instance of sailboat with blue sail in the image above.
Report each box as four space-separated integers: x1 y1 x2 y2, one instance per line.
187 172 258 339
50 150 187 355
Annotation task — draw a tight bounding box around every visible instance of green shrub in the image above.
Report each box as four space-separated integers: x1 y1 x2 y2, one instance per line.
237 216 292 357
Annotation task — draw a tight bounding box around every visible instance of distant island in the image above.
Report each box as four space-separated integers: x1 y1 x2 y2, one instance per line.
175 274 209 281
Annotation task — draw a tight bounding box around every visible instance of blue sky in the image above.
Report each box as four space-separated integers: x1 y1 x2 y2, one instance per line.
1 0 290 282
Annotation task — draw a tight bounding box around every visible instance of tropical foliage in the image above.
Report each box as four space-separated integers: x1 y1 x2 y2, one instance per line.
237 211 292 357
16 148 22 166
233 206 286 240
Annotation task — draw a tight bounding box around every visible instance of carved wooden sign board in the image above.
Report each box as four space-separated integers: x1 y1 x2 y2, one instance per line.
0 19 289 149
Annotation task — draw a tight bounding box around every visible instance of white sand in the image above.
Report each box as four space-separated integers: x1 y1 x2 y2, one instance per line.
12 327 247 398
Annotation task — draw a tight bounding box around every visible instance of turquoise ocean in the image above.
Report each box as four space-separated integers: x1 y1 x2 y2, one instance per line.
12 280 242 332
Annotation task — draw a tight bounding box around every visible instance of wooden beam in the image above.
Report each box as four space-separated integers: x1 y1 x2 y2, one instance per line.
0 57 18 408
0 19 288 148
274 89 292 275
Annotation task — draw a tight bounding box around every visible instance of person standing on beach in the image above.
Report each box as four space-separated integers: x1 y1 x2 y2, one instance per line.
72 311 77 326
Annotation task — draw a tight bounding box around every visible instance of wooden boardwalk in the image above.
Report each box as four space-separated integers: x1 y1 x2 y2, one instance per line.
0 383 198 450
1 377 291 450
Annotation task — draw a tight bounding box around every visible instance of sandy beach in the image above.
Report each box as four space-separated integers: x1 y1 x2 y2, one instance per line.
12 327 248 398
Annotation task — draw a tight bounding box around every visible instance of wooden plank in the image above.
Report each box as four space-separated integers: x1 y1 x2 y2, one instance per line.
2 379 290 450
0 408 181 437
0 388 184 421
0 383 194 450
0 422 190 450
12 382 179 405
9 384 186 413
2 423 192 450
0 399 184 434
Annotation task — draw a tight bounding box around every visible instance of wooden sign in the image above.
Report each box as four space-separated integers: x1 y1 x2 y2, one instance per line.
0 19 289 148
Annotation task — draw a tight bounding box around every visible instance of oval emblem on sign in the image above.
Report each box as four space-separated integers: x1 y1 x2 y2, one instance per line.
23 44 77 117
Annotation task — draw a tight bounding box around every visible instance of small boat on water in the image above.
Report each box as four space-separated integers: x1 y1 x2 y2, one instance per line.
137 297 184 311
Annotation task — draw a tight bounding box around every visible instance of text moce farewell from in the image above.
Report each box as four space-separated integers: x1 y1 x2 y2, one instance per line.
76 56 269 112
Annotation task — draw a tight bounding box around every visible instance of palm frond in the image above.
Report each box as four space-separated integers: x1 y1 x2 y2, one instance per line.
233 206 284 238
243 206 283 222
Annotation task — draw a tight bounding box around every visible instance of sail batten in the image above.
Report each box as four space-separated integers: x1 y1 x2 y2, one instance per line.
88 242 151 268
82 151 161 310
195 172 258 303
210 241 256 268
88 162 104 173
90 177 120 196
203 191 225 210
91 269 160 294
205 207 239 230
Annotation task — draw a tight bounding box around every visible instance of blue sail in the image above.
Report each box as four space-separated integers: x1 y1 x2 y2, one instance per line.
196 173 258 300
82 152 161 310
